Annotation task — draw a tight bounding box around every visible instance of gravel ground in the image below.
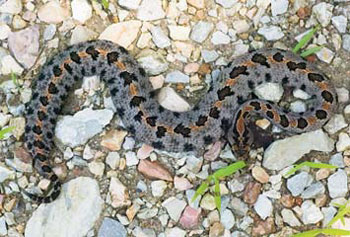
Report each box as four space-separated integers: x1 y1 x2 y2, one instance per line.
0 0 350 236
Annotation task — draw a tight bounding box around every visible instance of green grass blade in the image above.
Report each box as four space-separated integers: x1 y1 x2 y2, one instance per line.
212 161 246 179
191 179 210 203
0 126 15 139
293 25 320 53
321 229 350 235
214 177 221 212
300 46 324 58
285 161 337 177
327 201 350 227
291 229 322 237
101 0 109 9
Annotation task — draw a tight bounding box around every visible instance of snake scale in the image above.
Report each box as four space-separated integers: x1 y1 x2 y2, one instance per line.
23 40 337 203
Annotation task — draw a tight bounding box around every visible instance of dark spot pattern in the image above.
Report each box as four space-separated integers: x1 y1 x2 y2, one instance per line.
70 52 81 64
279 114 289 127
315 110 327 119
86 46 100 60
203 135 213 145
39 96 49 106
273 52 284 62
217 86 235 101
250 101 261 111
134 111 144 122
266 111 274 119
174 124 191 137
297 117 308 129
196 115 208 126
53 65 62 77
120 71 138 86
184 143 194 152
286 61 307 71
152 141 164 149
48 82 59 94
252 53 270 68
63 63 73 74
321 90 334 103
156 126 166 138
308 73 324 82
209 107 220 119
130 96 146 107
146 116 157 127
107 52 119 64
229 66 249 78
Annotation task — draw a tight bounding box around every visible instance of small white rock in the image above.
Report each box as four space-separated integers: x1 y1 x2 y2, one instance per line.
258 26 284 41
168 25 191 41
324 114 347 134
312 2 334 27
106 152 120 170
150 26 171 48
71 0 92 23
201 49 219 63
162 197 187 221
158 87 190 112
190 21 214 43
254 83 283 102
271 0 288 16
336 132 350 152
332 15 348 33
281 209 301 227
301 200 323 224
327 169 348 198
151 180 167 197
165 70 190 83
254 195 273 220
137 0 165 21
211 31 230 45
0 24 11 40
118 0 141 9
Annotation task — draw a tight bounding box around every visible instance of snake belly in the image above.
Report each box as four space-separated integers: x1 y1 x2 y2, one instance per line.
24 40 337 202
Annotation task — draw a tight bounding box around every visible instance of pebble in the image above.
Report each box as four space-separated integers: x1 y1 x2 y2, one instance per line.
211 31 230 45
251 217 275 236
263 130 334 170
174 176 193 191
125 151 138 166
165 70 190 83
221 209 235 229
324 114 347 134
8 25 39 68
281 209 301 227
101 129 127 151
257 26 284 41
254 195 273 220
158 87 191 112
38 1 70 23
25 177 103 237
0 0 22 14
243 182 261 204
342 34 350 52
312 2 334 27
301 181 325 199
71 0 92 23
43 24 56 41
287 171 313 196
271 0 288 16
108 177 131 208
150 26 171 48
200 193 216 210
1 55 23 74
136 50 169 75
315 47 334 64
137 207 158 219
0 216 6 236
151 180 167 197
137 159 173 181
209 222 225 237
98 217 127 237
254 83 283 102
233 20 250 34
252 166 269 183
137 0 165 21
301 200 323 224
179 206 201 229
165 227 186 237
162 197 187 221
187 0 205 8
118 0 141 10
336 132 350 152
99 20 141 48
168 25 191 41
190 21 214 43
330 153 344 168
70 26 97 45
88 161 105 177
322 206 337 227
290 100 306 113
201 49 219 63
56 108 113 147
215 0 237 8
336 87 349 103
327 169 348 198
332 15 348 33
0 165 15 182
105 152 120 170
0 24 10 40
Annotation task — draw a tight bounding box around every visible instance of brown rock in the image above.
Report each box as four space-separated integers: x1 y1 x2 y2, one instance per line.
280 194 294 208
209 222 225 237
198 63 211 76
252 217 275 236
296 7 311 20
243 182 261 204
101 129 127 151
137 159 173 181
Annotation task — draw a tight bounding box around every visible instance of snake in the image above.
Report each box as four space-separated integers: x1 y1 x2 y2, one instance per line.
23 40 337 203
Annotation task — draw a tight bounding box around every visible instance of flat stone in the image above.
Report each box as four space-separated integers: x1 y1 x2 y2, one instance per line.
254 83 283 102
98 217 127 237
165 227 186 237
258 26 284 41
281 209 301 227
118 0 141 9
0 24 10 40
0 0 22 14
108 177 131 208
1 55 23 75
332 15 348 33
263 130 334 170
215 0 237 8
301 200 323 224
221 209 235 229
315 47 334 64
342 34 350 52
327 169 348 198
56 108 114 147
99 20 141 48
0 216 6 236
312 2 334 27
137 0 165 21
150 26 171 48
71 0 92 23
38 1 70 23
324 114 347 134
158 87 191 112
287 171 313 196
137 159 173 181
136 50 169 75
8 25 39 68
165 70 190 83
233 20 250 34
200 193 216 210
336 132 350 152
254 194 273 220
0 164 15 182
179 206 201 229
190 21 214 43
211 31 230 45
201 49 219 63
25 177 103 237
162 197 187 221
187 0 205 8
101 129 127 151
271 0 288 16
168 25 191 41
330 153 345 168
301 181 325 199
151 180 167 197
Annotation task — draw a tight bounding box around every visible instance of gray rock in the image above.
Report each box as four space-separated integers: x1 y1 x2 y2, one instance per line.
190 21 214 43
230 197 248 216
118 0 141 10
332 15 348 33
329 153 345 168
221 209 235 230
43 24 56 40
254 82 283 102
287 172 313 196
215 0 237 8
324 114 347 134
271 0 288 16
211 31 230 45
301 181 325 199
254 195 273 220
301 200 323 224
322 206 337 227
162 197 187 221
150 26 171 48
0 216 6 236
137 50 168 75
257 25 284 41
8 25 39 68
312 2 334 27
201 49 219 63
25 177 103 237
328 169 348 198
137 0 165 21
165 70 190 83
98 218 127 237
0 164 15 182
55 108 114 147
281 209 301 227
342 34 350 52
263 130 334 170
